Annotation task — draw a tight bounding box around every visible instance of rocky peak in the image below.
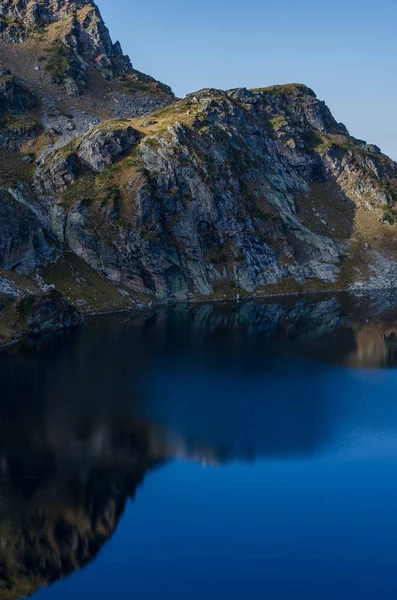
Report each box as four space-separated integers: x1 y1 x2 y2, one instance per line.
0 0 133 93
227 84 348 136
0 0 93 24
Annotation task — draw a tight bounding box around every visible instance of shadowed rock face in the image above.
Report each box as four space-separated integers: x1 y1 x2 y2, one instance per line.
0 286 82 346
17 289 83 330
0 72 35 113
0 191 50 274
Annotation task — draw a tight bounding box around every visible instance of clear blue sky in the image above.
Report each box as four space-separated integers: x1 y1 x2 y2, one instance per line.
98 0 397 160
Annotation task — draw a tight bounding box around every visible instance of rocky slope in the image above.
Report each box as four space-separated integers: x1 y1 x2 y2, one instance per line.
0 0 397 342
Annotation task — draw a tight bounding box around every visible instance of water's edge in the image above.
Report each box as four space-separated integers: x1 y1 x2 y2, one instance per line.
0 286 360 350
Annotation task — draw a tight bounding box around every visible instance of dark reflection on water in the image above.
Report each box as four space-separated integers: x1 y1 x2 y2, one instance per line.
2 293 397 598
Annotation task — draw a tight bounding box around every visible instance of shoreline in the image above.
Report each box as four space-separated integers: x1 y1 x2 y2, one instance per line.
2 283 394 351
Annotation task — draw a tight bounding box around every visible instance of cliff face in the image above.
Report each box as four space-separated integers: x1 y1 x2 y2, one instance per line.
0 1 397 340
32 86 397 300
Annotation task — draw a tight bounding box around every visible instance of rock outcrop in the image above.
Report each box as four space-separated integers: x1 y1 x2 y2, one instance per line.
0 287 83 346
17 289 83 330
0 70 35 112
36 121 140 194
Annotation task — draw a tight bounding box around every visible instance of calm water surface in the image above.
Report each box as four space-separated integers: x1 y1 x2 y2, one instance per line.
2 294 397 599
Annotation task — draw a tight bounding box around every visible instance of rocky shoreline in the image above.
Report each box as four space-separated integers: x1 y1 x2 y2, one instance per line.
4 283 397 350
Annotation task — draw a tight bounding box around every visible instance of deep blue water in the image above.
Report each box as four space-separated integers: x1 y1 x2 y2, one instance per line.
2 295 397 599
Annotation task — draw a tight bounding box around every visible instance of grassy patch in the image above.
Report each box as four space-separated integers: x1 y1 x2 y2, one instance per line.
0 150 35 185
270 114 288 130
61 173 97 207
2 117 40 131
44 40 71 82
121 70 173 98
40 253 154 312
256 277 343 296
301 130 376 156
294 181 355 241
251 83 314 96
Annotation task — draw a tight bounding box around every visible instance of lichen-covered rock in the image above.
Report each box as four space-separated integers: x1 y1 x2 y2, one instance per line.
17 289 83 331
229 83 344 134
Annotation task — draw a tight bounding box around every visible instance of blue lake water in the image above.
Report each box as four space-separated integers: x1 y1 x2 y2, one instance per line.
2 294 397 599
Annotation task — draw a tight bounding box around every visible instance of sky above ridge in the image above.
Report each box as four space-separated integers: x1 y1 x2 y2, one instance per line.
98 0 397 160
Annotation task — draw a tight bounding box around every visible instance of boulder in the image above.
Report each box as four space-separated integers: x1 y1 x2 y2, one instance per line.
0 73 36 114
17 289 83 331
75 124 139 172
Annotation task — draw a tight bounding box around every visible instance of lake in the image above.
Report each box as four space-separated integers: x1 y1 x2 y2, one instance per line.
2 293 397 599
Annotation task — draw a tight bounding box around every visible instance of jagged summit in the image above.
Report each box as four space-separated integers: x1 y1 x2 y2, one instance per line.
0 0 131 86
0 0 173 100
1 0 94 23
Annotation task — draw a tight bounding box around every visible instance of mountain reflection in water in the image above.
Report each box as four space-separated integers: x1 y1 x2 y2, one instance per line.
2 293 397 598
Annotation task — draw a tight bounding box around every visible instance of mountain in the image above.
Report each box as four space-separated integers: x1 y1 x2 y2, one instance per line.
0 0 397 343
